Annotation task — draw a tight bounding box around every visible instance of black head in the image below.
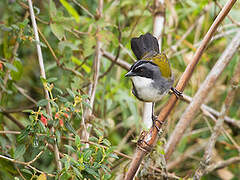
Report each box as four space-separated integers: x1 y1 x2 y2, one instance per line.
125 60 159 79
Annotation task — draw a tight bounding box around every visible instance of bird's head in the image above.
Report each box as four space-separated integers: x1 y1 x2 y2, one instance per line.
125 54 172 80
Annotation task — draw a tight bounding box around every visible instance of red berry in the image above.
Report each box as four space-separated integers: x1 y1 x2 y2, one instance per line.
63 113 69 119
55 113 59 119
40 114 48 126
59 119 64 127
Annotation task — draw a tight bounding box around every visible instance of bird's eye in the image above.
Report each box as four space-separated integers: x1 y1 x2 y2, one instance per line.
137 67 144 72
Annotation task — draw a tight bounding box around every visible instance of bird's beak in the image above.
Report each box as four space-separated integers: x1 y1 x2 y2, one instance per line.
125 71 134 77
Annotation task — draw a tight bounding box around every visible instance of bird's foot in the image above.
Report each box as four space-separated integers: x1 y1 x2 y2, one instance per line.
170 87 183 98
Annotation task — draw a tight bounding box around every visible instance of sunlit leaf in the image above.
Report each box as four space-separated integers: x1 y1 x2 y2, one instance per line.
60 0 80 23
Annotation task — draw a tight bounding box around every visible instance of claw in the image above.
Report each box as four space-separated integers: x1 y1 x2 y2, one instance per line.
152 115 163 132
170 87 183 98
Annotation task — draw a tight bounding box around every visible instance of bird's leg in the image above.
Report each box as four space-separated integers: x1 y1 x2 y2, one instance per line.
170 87 183 98
152 102 162 131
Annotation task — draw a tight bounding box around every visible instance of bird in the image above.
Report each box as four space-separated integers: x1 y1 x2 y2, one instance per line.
125 33 182 130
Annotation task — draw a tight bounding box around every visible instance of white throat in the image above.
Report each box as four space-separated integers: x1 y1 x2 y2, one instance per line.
130 76 165 102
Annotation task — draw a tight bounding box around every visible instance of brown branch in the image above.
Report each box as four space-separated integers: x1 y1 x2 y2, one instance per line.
14 84 38 104
124 0 237 179
193 55 240 179
1 113 25 129
101 50 131 70
205 157 240 174
215 1 240 26
167 140 208 170
165 29 240 161
0 105 36 113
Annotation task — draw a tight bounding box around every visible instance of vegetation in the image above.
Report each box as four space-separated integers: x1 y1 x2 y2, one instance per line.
0 0 239 179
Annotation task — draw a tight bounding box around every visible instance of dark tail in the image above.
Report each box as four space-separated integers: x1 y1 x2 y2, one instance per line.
131 33 159 60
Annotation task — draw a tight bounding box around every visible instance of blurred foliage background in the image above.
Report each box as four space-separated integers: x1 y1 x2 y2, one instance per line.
0 0 240 179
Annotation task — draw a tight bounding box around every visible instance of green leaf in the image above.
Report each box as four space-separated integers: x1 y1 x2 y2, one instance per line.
75 135 81 148
96 149 103 162
85 167 99 178
14 144 26 159
109 153 119 159
72 166 83 179
94 128 103 138
54 88 63 95
60 0 80 23
83 149 92 162
50 101 59 108
64 145 76 153
65 121 76 135
102 139 111 147
55 130 61 144
33 136 39 148
89 137 98 143
71 56 90 73
58 41 79 52
20 169 32 175
40 76 47 84
11 58 23 81
57 96 68 103
47 77 58 83
66 88 75 98
83 36 95 57
50 23 65 41
49 0 57 17
64 158 70 171
5 62 18 72
17 127 30 142
37 99 48 107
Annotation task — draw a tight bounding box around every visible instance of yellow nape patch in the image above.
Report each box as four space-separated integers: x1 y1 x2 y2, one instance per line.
145 54 171 78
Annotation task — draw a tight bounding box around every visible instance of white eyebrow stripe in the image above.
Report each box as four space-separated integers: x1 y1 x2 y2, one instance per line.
134 63 146 70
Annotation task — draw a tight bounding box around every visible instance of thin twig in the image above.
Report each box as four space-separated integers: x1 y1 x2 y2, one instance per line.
205 157 240 173
1 112 25 129
165 29 240 161
0 154 54 177
82 0 103 143
27 0 62 171
99 23 121 80
167 3 211 56
71 0 94 18
215 1 240 26
37 27 86 80
14 84 38 104
167 140 207 170
193 56 240 180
